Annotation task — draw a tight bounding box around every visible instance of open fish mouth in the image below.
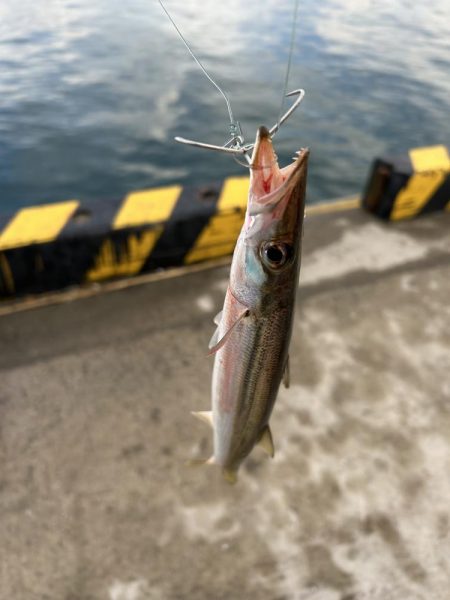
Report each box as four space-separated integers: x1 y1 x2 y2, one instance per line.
248 125 308 216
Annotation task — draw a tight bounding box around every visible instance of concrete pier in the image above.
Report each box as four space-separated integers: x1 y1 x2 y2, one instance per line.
1 206 449 600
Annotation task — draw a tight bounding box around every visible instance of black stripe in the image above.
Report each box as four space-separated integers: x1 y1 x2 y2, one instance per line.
59 197 125 240
37 196 129 291
0 253 13 295
1 246 49 296
419 172 450 216
141 182 221 272
0 237 101 296
362 157 413 220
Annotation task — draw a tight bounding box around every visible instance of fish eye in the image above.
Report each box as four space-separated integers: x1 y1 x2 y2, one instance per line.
260 241 292 270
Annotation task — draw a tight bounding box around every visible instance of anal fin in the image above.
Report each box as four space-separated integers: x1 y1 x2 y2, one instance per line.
258 425 275 458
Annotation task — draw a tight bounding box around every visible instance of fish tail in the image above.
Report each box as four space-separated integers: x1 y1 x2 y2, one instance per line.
186 458 238 484
222 468 238 485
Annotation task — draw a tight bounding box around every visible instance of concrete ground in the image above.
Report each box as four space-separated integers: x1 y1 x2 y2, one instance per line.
1 207 449 600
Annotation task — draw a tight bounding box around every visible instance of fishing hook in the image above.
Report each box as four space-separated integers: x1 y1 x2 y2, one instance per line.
175 88 305 165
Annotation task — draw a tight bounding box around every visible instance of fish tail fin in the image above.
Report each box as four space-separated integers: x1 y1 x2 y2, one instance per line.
187 458 238 485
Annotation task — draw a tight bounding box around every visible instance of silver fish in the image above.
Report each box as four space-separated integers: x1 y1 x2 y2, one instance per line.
193 126 309 483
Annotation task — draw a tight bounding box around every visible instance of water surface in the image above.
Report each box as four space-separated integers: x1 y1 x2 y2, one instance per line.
0 0 449 210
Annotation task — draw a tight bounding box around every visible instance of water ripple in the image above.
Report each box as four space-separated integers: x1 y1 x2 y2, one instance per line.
0 0 448 209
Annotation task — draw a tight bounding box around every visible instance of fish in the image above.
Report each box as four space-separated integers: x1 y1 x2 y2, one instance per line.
192 125 309 483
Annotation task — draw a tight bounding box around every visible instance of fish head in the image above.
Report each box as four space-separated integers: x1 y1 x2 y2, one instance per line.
230 126 309 308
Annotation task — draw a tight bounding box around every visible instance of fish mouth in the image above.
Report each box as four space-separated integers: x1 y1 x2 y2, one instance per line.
249 125 308 216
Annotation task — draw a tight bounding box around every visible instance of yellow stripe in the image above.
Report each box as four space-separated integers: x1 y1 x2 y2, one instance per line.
410 145 450 172
86 229 163 282
184 177 248 265
114 185 181 229
391 173 447 220
391 146 450 221
88 185 182 281
0 253 15 294
213 176 249 210
0 201 79 250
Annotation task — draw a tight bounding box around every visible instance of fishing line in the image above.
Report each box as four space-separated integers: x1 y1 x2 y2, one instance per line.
158 0 304 166
158 0 235 127
276 0 301 131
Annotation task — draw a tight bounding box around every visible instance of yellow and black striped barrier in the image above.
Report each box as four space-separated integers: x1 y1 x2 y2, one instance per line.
0 177 249 298
363 145 450 220
2 144 449 298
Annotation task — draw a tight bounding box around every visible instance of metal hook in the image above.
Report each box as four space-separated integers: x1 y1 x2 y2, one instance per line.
174 137 248 156
269 88 305 137
174 88 305 166
174 134 254 165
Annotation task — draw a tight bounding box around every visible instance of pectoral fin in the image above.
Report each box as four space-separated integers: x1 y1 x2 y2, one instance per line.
258 425 275 458
208 312 223 350
208 307 249 356
191 411 214 428
283 355 290 388
208 326 221 352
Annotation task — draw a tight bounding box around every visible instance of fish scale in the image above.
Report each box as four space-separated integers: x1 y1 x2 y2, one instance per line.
233 311 291 445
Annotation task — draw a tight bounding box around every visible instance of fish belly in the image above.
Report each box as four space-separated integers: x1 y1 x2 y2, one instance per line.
212 292 292 470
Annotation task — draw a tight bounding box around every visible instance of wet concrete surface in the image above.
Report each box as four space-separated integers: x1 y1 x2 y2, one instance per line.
1 208 450 600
